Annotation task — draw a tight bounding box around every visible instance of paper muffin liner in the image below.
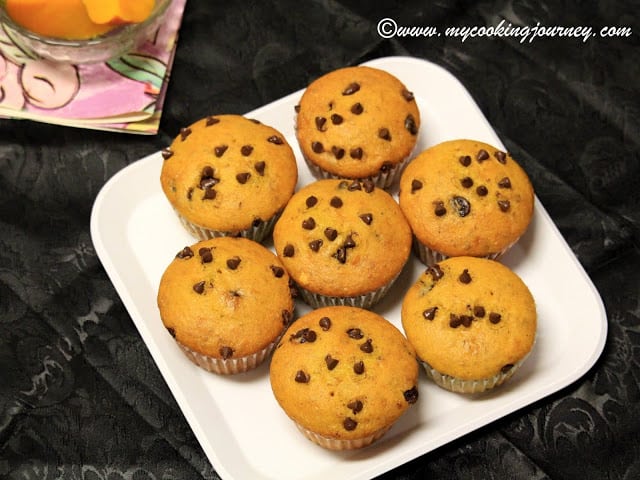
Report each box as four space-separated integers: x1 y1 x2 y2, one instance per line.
295 270 401 310
412 235 518 266
302 152 412 191
420 354 530 394
295 422 392 451
175 209 280 244
177 336 281 375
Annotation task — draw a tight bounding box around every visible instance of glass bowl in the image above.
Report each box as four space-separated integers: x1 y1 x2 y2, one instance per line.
0 0 172 64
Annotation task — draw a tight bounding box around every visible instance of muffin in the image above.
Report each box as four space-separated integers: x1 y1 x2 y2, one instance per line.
270 306 420 450
160 114 298 243
295 66 420 189
401 256 537 393
157 236 295 374
272 178 412 309
398 139 534 265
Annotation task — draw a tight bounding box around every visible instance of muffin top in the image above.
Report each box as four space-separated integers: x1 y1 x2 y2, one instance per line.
398 139 534 257
401 256 537 381
160 114 298 234
272 178 412 297
270 306 419 440
157 236 295 359
295 66 420 179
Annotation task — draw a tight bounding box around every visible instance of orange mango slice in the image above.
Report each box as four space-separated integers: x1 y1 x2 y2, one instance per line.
81 0 156 25
6 0 113 39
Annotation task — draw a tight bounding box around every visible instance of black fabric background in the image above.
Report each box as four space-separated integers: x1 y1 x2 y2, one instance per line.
1 1 639 479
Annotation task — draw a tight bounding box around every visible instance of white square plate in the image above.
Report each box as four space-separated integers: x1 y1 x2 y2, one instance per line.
90 56 607 480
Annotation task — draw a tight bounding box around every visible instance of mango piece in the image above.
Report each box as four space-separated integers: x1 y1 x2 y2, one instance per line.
81 0 156 25
6 0 113 39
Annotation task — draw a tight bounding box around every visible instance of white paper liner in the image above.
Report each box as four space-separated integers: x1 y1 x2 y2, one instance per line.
421 354 529 394
295 270 401 310
412 235 518 266
295 422 392 451
175 210 279 244
177 337 280 375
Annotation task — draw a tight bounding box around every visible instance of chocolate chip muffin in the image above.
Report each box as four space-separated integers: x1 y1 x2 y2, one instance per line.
157 236 295 375
401 256 537 393
270 306 420 450
295 66 420 189
272 178 412 309
160 114 298 243
398 139 534 265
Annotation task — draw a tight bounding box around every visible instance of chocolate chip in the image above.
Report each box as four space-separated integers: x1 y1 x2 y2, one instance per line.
283 244 295 257
459 155 472 167
498 200 511 212
161 148 173 160
295 370 310 383
324 227 338 241
461 177 474 188
199 248 213 263
311 141 324 153
331 114 343 125
205 116 219 126
501 363 514 373
187 188 193 200
350 102 363 114
166 327 176 338
347 328 364 339
268 135 284 145
219 346 234 359
427 264 444 281
309 239 323 252
344 235 356 249
325 354 339 370
342 82 360 95
291 328 317 343
476 185 488 196
315 117 327 132
359 213 373 225
214 145 228 157
452 196 471 217
319 317 332 331
477 149 489 162
270 265 285 278
193 281 206 294
434 201 447 216
474 306 486 317
494 151 507 164
330 196 343 208
403 386 419 404
402 89 415 101
179 127 191 141
405 114 418 135
350 147 363 159
347 400 363 414
380 161 393 173
176 246 194 259
300 218 315 230
489 313 502 324
449 314 462 328
460 315 473 327
498 177 512 189
362 179 375 193
343 418 357 431
334 247 347 264
240 145 253 156
203 187 217 200
306 196 318 208
236 172 251 184
423 307 437 320
332 146 345 159
347 180 362 191
226 256 241 270
359 339 373 353
378 128 391 141
459 269 472 283
411 179 423 193
200 166 219 189
252 217 263 227
353 361 365 374
254 161 266 175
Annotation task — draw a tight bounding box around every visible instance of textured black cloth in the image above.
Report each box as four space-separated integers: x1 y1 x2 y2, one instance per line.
1 1 638 479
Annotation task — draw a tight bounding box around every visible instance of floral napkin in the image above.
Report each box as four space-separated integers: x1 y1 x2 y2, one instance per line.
0 0 186 134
